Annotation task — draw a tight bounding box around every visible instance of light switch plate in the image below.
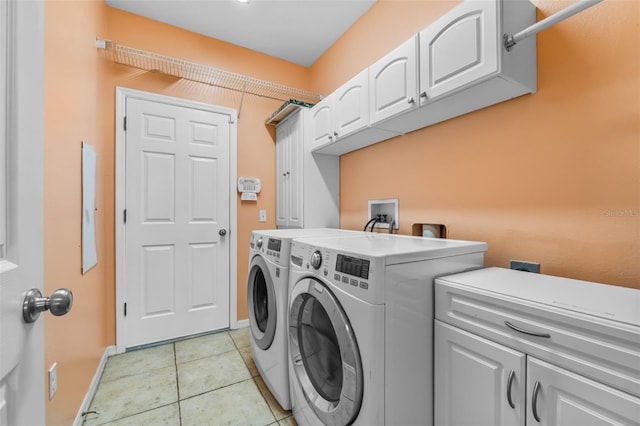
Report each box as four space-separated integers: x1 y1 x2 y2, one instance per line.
49 363 58 400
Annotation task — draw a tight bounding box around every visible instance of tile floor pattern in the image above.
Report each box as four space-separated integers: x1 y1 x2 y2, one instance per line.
83 328 298 426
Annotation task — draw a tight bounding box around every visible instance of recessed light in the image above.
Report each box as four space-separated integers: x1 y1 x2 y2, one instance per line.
237 0 250 3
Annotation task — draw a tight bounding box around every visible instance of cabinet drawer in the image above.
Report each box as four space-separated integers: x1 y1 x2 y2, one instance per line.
435 280 640 398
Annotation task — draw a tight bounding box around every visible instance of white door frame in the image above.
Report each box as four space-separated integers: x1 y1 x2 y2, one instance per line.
115 87 238 353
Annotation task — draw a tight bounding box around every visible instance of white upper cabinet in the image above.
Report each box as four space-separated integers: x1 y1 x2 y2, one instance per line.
419 0 498 103
334 69 369 140
309 0 537 155
309 69 370 152
369 36 418 125
308 95 334 150
311 70 400 155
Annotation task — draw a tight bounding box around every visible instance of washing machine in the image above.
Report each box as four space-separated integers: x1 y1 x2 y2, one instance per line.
287 233 488 425
247 228 364 410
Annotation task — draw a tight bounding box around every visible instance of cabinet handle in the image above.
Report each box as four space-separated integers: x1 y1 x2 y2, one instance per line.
532 380 542 422
506 370 515 409
328 134 333 140
504 321 551 338
333 131 338 137
420 91 427 98
407 97 415 104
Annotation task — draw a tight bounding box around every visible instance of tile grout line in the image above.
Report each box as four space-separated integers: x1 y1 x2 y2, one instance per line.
174 342 183 426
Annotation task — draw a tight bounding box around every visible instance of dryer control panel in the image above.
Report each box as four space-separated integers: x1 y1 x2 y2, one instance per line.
336 254 370 280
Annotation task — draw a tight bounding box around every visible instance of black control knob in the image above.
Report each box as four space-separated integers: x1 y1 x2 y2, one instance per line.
310 250 322 269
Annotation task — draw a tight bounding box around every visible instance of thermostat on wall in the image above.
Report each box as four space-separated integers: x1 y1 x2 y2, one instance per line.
238 177 261 201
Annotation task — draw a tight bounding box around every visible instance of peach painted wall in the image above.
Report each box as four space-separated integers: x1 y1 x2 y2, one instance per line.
44 2 310 423
312 0 639 288
44 1 109 424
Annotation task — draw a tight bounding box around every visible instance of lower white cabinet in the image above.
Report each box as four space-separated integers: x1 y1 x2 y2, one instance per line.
527 357 640 426
435 321 640 426
435 267 640 426
435 320 525 426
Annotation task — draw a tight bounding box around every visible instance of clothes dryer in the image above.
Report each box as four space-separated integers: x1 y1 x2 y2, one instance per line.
287 233 487 425
247 228 364 410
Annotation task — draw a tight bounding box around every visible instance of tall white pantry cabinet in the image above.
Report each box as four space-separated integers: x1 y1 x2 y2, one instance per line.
275 109 340 229
434 268 640 426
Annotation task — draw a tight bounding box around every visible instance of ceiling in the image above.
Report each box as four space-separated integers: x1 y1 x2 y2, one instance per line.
105 0 377 67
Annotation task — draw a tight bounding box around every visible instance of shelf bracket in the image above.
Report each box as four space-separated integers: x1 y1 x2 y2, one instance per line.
504 0 603 51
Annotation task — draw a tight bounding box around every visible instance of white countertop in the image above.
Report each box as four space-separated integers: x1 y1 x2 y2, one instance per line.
437 267 640 327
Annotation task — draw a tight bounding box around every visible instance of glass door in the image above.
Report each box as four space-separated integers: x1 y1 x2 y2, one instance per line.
247 255 277 350
289 277 363 425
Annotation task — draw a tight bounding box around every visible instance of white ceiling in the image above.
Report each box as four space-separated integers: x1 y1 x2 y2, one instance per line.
105 0 377 67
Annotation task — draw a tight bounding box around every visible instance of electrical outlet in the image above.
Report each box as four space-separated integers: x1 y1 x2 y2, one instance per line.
259 210 267 222
49 363 58 400
510 260 540 273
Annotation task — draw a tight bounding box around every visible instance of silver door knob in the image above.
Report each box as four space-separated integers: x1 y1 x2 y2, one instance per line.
219 229 227 236
23 288 73 323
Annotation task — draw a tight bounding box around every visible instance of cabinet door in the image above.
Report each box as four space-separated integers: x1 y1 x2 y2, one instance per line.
286 113 303 228
527 357 640 426
334 70 369 139
419 0 498 103
369 36 418 125
308 95 334 150
275 118 290 228
435 321 525 426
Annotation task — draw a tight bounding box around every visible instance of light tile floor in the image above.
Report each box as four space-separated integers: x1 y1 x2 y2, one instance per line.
82 328 297 426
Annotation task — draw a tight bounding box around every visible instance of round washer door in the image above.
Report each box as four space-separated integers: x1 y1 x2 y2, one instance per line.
289 277 363 426
247 255 277 350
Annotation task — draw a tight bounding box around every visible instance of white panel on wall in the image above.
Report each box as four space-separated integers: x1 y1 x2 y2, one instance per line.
143 151 175 222
191 121 218 146
189 156 217 222
143 245 175 316
188 243 216 310
143 114 176 141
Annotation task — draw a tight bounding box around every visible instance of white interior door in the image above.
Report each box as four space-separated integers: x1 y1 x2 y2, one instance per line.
0 0 45 424
124 95 231 348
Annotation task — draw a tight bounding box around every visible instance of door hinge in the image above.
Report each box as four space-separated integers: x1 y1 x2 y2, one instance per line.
123 209 127 224
124 116 127 131
124 302 127 317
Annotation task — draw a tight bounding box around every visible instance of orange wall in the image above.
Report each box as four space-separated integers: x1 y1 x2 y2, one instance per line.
313 0 639 288
44 2 309 424
44 1 109 424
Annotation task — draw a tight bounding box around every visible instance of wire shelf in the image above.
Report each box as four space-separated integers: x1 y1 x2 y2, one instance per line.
96 38 321 104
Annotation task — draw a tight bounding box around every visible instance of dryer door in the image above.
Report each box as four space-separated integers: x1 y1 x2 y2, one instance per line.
289 277 363 425
248 255 277 350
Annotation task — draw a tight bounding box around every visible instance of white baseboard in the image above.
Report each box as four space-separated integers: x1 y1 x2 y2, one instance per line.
232 318 249 329
73 345 117 426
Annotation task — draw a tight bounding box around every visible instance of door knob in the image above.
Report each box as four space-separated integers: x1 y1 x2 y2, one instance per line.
219 229 227 236
23 288 73 323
